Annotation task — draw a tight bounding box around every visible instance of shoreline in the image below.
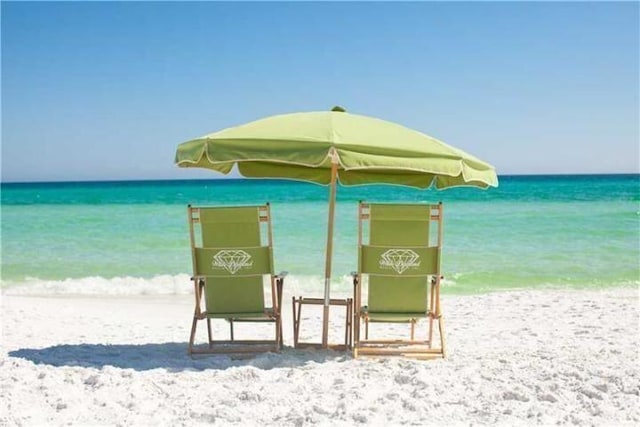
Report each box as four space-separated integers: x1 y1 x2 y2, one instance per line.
2 273 638 298
2 287 638 425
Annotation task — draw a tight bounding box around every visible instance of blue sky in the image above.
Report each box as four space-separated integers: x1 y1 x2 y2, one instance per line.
2 1 638 182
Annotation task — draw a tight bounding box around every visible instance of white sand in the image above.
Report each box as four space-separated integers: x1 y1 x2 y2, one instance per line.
1 287 639 426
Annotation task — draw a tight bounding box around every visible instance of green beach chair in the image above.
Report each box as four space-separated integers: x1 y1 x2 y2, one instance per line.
187 204 286 355
352 202 446 359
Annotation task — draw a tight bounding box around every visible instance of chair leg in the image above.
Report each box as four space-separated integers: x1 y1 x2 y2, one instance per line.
347 298 353 349
277 292 284 349
188 316 198 354
275 314 282 351
207 318 213 348
352 284 359 357
352 315 358 358
439 316 447 358
278 312 284 350
354 311 364 358
428 280 436 347
365 318 369 340
275 278 283 350
344 300 350 348
294 297 303 347
410 319 416 340
229 319 234 341
428 316 434 348
292 297 298 346
352 305 356 349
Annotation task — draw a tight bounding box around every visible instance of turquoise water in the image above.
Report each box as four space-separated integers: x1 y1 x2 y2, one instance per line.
1 175 638 295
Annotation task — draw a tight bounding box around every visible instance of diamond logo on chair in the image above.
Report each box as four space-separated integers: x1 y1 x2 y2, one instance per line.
379 249 421 274
211 249 253 274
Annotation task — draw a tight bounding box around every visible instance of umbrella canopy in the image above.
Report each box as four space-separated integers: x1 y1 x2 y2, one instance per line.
175 108 498 189
176 107 498 348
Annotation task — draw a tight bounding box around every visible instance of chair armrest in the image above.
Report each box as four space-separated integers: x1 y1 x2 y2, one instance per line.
350 271 359 285
275 271 288 281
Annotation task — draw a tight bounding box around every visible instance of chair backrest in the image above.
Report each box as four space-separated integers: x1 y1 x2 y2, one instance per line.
358 202 443 314
188 205 274 316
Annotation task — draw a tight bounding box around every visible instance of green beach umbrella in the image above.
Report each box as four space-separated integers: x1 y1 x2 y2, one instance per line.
175 107 498 348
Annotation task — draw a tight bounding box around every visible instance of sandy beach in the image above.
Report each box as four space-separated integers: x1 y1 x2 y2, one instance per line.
1 286 638 426
3 1 639 426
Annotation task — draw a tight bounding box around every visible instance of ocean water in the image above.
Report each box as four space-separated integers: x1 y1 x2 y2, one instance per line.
1 175 638 296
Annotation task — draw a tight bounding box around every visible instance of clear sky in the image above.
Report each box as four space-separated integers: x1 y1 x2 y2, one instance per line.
2 1 638 182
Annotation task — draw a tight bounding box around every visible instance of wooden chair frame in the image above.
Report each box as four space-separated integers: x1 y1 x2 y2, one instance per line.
352 202 446 360
187 204 285 355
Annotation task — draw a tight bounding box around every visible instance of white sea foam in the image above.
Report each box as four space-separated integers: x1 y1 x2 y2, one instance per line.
0 274 360 297
1 275 193 296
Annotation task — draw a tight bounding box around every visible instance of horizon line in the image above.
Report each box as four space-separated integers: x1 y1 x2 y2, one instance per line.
1 172 639 186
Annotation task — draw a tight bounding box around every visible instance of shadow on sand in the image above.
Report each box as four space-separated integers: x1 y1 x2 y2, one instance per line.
8 342 352 372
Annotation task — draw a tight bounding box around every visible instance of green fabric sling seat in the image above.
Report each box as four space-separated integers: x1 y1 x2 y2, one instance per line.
187 204 286 355
352 203 446 360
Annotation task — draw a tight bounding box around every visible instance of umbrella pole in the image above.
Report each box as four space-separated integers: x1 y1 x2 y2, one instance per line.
322 158 339 348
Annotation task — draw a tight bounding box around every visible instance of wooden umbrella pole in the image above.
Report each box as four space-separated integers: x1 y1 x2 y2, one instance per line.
322 154 339 348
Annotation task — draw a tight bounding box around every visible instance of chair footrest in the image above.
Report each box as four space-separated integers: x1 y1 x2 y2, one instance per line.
357 351 444 360
203 312 274 319
295 297 351 306
207 339 278 345
294 342 351 351
362 313 428 322
358 339 431 345
356 345 444 358
189 343 279 355
366 318 420 324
